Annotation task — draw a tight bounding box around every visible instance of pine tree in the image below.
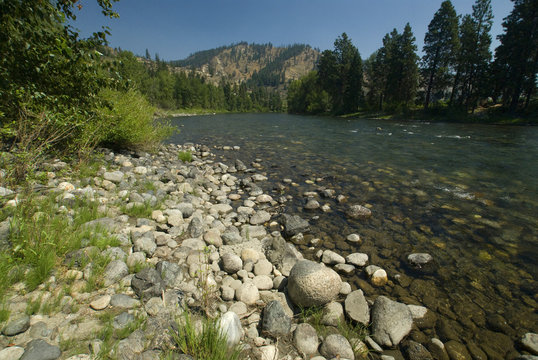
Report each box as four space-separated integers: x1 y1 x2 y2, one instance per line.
318 33 363 114
452 0 493 111
493 0 537 111
422 0 460 108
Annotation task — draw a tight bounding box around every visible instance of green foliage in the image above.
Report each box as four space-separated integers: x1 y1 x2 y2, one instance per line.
287 71 330 114
422 0 460 108
0 191 112 297
97 88 174 151
171 311 242 360
318 33 363 114
492 0 537 111
178 151 193 163
120 200 158 219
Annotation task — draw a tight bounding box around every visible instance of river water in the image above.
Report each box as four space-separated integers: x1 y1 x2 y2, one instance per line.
167 113 537 356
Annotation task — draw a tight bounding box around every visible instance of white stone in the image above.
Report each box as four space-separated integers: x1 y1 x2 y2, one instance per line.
218 311 243 348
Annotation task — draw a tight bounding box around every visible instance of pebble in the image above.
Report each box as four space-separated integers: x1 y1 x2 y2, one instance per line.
90 295 111 310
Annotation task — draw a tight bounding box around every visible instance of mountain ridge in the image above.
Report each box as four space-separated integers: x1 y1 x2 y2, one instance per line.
168 42 320 89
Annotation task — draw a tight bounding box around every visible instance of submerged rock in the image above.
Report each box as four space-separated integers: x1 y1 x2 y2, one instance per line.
346 204 372 219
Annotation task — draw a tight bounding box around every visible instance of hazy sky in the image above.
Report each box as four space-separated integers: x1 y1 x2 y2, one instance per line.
71 0 514 61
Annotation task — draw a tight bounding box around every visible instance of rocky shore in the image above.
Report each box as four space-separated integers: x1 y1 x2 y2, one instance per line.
0 143 537 360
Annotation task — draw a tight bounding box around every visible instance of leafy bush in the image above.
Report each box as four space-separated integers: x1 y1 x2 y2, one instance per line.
98 88 175 151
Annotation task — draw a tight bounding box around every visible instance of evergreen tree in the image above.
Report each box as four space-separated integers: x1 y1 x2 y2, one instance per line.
452 0 493 111
493 0 537 111
318 33 363 114
422 0 460 108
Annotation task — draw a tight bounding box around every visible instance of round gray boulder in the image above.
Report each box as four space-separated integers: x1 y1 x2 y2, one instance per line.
287 260 342 307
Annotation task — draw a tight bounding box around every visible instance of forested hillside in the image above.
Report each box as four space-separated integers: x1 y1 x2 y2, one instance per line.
168 42 320 89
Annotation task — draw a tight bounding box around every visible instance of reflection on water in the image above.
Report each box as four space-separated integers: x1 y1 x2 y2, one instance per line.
167 113 538 350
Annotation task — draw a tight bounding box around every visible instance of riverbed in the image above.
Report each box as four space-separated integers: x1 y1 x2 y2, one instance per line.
167 113 538 356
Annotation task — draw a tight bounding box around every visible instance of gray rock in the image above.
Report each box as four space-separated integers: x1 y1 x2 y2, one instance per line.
287 260 342 307
346 204 372 219
334 263 355 274
266 236 303 276
253 275 273 290
281 214 310 237
126 252 146 269
322 250 345 265
344 290 370 325
113 312 135 330
235 282 259 305
521 333 538 355
20 339 61 360
304 199 320 210
221 226 243 245
104 260 129 287
176 203 194 218
427 338 449 360
320 334 355 360
103 247 127 261
81 217 119 232
104 171 124 183
254 259 273 276
345 253 369 267
262 300 291 337
218 311 243 348
0 219 11 252
250 210 271 225
131 268 165 299
371 296 413 347
321 301 344 327
221 253 243 274
110 294 140 309
407 253 433 268
156 261 182 288
444 340 472 360
203 229 222 247
134 237 157 257
2 315 30 336
187 216 204 238
293 323 319 355
0 346 25 360
403 340 433 360
346 233 361 243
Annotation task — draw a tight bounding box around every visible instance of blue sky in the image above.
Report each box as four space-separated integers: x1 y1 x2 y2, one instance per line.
72 0 514 61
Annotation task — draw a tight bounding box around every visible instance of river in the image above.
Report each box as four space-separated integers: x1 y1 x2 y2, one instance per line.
167 113 538 356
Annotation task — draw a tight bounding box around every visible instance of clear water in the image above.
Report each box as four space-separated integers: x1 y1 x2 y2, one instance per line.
167 113 538 352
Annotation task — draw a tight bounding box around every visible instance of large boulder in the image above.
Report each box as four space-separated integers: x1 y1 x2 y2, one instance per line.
371 296 413 347
287 260 342 307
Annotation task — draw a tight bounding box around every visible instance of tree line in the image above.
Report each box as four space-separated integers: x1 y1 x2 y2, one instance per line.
288 0 537 116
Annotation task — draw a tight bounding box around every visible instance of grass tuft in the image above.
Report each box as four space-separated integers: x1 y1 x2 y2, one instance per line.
178 151 193 163
170 311 242 360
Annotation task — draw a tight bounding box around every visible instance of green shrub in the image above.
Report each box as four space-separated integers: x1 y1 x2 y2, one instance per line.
98 88 175 151
178 151 193 163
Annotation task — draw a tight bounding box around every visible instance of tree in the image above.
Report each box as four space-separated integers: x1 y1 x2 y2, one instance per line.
318 33 363 114
376 25 419 109
452 0 493 111
287 71 330 114
422 0 460 108
493 0 537 111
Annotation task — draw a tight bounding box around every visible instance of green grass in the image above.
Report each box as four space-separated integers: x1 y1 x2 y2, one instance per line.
170 311 242 360
0 190 118 309
84 252 112 292
178 151 193 163
96 310 147 359
120 200 156 218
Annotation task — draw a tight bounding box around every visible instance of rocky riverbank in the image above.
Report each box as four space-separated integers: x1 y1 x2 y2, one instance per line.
0 143 537 360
